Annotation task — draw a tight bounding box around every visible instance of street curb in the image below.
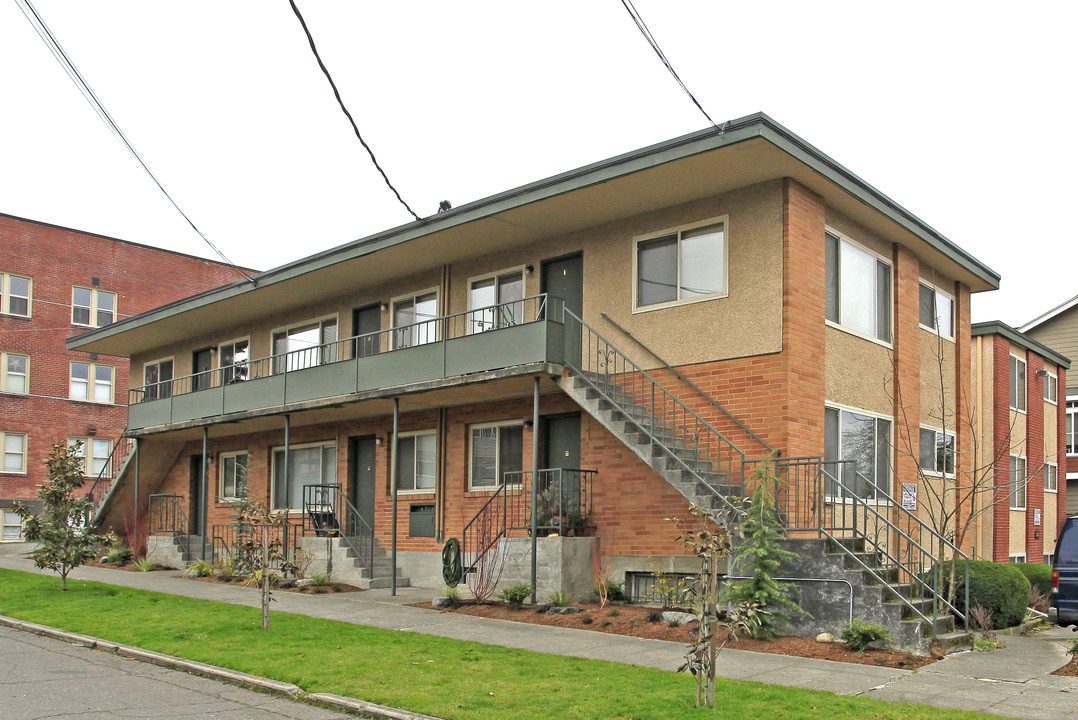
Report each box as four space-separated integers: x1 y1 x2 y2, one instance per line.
308 693 445 720
0 614 446 720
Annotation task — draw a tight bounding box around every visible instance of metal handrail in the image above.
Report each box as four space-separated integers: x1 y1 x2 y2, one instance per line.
813 463 969 631
301 484 375 577
600 312 775 457
210 522 299 572
562 308 745 519
85 435 135 522
148 493 191 562
128 293 551 404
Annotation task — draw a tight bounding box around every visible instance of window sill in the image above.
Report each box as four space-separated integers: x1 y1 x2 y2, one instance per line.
919 324 956 343
824 496 892 506
631 291 728 315
824 320 893 349
1045 488 1059 494
397 489 436 497
0 313 31 321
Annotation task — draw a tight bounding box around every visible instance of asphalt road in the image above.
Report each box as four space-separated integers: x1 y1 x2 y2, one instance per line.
0 625 347 720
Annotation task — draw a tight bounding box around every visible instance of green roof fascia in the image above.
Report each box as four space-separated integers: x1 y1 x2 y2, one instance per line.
68 112 1000 352
972 320 1072 369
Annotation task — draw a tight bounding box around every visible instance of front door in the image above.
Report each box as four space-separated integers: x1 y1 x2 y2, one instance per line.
352 304 381 358
348 436 377 533
188 455 204 534
541 253 583 320
192 348 212 391
542 413 583 529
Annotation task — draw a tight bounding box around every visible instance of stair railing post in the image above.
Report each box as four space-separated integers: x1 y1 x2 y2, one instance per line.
200 427 208 562
133 438 140 555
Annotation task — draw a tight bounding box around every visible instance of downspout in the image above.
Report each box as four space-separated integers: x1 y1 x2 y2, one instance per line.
391 398 400 596
200 427 208 561
530 377 540 604
437 407 446 543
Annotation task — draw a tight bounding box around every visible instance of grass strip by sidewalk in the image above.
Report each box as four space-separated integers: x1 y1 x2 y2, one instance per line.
0 569 984 720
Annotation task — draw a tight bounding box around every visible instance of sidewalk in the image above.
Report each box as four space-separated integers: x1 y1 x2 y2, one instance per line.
1 544 1076 719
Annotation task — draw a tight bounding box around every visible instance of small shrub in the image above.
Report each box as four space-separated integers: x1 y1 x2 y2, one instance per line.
549 591 571 607
245 568 281 588
184 559 213 578
1068 638 1078 656
607 608 620 617
969 605 996 639
443 585 461 601
667 619 681 628
1013 562 1052 596
595 578 626 603
292 548 316 579
498 583 533 608
841 619 892 653
646 612 662 623
107 546 132 565
933 560 1030 629
601 620 611 628
581 615 593 625
974 636 1006 652
309 571 332 587
1029 585 1051 614
134 557 158 572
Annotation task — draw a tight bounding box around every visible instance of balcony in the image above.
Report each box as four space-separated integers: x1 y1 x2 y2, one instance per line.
128 295 565 430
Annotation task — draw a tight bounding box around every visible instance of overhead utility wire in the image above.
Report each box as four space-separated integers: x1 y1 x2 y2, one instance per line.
288 0 421 221
14 0 255 285
618 0 726 134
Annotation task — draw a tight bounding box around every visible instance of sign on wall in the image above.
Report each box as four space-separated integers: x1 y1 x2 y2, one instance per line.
901 483 918 511
1034 508 1042 527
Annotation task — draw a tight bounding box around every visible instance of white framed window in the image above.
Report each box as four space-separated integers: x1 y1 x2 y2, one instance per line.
0 272 31 317
273 317 338 372
67 437 112 477
468 270 525 333
825 230 892 343
143 357 174 401
396 431 436 493
271 441 336 510
70 362 114 403
1045 553 1055 565
1044 371 1058 404
2 432 27 474
392 290 438 349
219 451 249 500
1045 462 1058 493
1009 455 1027 510
1009 554 1027 564
0 352 28 394
824 405 891 500
72 287 117 327
918 426 955 476
2 509 22 542
1068 399 1078 456
1010 354 1027 412
633 217 727 311
219 338 250 384
469 422 524 489
918 282 954 339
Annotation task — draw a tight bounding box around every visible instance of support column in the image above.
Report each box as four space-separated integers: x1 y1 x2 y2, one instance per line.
530 377 540 603
133 438 140 554
390 398 399 596
200 427 208 561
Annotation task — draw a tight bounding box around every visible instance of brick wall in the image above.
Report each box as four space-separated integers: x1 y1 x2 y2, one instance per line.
0 213 243 510
991 335 1013 563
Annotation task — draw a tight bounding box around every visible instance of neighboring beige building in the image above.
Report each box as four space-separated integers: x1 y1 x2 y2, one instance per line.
1022 298 1078 516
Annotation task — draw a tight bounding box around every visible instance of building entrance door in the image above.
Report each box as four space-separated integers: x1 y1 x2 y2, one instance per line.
348 435 377 532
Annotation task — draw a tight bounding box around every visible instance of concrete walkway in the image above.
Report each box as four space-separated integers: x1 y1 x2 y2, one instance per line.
2 544 1077 719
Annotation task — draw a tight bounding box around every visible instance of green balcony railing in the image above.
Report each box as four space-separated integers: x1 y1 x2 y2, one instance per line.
127 294 564 429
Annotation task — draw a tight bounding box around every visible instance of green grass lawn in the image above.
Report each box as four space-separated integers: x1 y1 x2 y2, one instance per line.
0 569 986 720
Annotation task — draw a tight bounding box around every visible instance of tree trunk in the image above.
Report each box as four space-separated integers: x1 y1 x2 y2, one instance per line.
261 527 270 631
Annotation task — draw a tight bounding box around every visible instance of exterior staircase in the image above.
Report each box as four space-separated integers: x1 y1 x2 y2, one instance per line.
316 536 410 590
555 307 969 654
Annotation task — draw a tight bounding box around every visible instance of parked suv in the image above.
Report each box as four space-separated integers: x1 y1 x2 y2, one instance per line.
1053 516 1078 625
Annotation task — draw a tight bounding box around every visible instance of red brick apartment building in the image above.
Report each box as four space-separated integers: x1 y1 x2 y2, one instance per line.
0 212 246 539
69 114 1003 652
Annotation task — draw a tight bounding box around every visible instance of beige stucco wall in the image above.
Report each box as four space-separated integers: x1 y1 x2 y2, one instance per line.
1045 496 1058 559
1009 510 1026 557
824 326 893 416
132 180 785 381
971 335 995 560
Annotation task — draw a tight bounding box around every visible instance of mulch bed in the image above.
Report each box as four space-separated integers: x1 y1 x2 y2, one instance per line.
186 574 363 594
1053 657 1078 676
418 600 937 669
87 560 172 572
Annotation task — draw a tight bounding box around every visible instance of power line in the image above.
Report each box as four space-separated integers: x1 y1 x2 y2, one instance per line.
14 0 256 285
618 0 726 134
287 0 422 222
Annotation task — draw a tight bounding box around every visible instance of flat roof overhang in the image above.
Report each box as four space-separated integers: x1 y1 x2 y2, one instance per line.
69 113 1000 358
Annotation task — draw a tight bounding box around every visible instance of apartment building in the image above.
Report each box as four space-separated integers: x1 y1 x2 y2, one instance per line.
970 322 1068 564
68 114 1000 650
0 212 246 539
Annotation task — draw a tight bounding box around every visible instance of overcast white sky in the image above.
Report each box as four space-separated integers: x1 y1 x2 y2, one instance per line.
1 1 1074 326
